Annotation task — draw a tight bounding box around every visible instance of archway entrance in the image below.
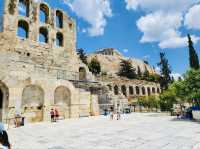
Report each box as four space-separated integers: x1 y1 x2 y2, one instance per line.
79 67 86 81
22 85 44 123
54 86 71 119
0 82 9 122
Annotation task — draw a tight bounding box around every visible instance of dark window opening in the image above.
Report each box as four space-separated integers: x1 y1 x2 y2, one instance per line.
18 0 29 17
56 10 63 28
17 20 29 39
39 27 48 43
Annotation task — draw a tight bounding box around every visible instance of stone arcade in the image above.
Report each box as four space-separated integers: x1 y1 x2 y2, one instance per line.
0 0 160 123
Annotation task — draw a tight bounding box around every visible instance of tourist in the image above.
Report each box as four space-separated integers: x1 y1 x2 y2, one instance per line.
104 108 108 116
50 109 54 122
116 104 121 120
54 108 59 122
110 107 114 120
0 123 11 149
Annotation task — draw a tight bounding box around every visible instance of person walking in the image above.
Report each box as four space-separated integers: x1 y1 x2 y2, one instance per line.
50 109 54 122
54 108 59 122
0 123 11 149
110 107 114 120
116 104 121 120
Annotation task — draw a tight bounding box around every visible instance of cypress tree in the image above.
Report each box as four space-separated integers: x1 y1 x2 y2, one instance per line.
157 52 172 90
188 34 200 70
77 48 88 65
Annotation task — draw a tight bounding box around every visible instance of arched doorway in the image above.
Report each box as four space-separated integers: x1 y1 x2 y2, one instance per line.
114 85 119 95
22 85 44 123
79 67 86 81
0 81 9 122
54 86 71 119
121 85 127 97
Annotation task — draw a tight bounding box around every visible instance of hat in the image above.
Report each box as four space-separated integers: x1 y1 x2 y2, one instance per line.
0 123 4 134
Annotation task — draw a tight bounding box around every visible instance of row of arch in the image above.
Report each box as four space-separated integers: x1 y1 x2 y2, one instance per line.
108 85 160 97
17 20 64 46
18 0 63 28
0 81 72 122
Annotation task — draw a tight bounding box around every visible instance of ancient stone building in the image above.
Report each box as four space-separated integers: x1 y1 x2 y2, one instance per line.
0 0 97 123
0 0 160 123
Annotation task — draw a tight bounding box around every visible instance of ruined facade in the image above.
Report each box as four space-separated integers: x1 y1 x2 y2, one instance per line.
0 0 160 123
0 0 96 123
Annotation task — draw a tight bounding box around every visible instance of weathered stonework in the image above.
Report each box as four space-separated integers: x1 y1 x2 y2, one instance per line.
0 0 95 123
0 0 160 123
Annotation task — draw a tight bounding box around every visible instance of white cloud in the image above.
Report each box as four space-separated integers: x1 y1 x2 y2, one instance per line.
155 66 160 74
125 0 200 49
143 55 150 60
125 0 199 12
159 35 200 49
123 49 129 53
66 0 112 36
185 4 200 30
171 73 182 80
137 11 182 43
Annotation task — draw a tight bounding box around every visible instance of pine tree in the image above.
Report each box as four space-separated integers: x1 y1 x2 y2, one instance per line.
77 48 88 65
188 34 200 70
88 58 101 75
157 52 172 90
118 59 136 79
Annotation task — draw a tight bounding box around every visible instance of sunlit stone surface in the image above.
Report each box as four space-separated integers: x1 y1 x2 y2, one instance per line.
8 113 200 149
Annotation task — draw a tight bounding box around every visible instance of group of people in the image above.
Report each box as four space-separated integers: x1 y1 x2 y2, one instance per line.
109 104 121 120
50 108 59 122
0 123 11 149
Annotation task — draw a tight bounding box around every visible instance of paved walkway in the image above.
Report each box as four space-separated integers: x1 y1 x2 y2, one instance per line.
8 113 200 149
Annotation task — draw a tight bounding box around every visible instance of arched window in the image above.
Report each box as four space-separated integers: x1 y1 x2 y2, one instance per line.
18 0 29 17
129 86 133 95
157 88 160 93
121 85 127 96
40 4 49 23
136 86 140 95
17 20 29 39
147 87 151 96
107 85 112 91
142 87 146 95
39 27 48 43
114 85 118 95
79 67 86 80
56 10 63 28
56 32 63 47
152 87 155 94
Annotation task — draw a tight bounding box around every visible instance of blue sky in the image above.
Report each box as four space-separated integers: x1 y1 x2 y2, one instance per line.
3 0 200 77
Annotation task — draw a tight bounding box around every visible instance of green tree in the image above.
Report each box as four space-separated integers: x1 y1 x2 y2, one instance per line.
188 34 200 70
77 48 88 65
159 88 177 112
118 59 136 79
157 52 172 90
182 69 200 105
88 58 101 75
